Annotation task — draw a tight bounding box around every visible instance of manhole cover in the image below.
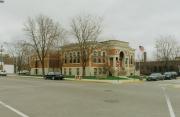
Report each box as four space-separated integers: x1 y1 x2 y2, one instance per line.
104 90 112 92
104 99 119 103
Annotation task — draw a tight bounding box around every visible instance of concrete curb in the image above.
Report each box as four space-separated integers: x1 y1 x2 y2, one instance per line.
7 75 144 84
8 75 43 79
65 78 144 84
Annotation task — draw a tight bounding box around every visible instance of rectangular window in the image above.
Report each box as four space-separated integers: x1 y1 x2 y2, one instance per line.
69 68 72 76
125 58 128 64
73 52 76 63
98 51 101 56
98 58 101 63
70 53 72 63
98 68 102 75
77 52 80 63
103 58 105 63
76 68 79 75
64 68 66 75
103 68 106 74
73 58 76 63
93 58 97 63
94 68 97 76
77 58 80 63
110 58 113 67
94 51 97 56
103 52 105 56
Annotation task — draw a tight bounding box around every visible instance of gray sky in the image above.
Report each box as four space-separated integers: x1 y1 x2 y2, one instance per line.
0 0 180 60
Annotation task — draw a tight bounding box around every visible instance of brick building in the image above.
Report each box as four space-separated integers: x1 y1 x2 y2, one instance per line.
30 51 61 75
30 40 136 76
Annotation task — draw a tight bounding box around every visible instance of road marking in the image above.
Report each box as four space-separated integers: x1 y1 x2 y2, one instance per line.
161 87 176 117
0 101 29 117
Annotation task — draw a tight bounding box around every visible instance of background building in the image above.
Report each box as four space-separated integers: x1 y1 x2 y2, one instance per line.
136 57 180 75
30 40 136 76
0 54 14 74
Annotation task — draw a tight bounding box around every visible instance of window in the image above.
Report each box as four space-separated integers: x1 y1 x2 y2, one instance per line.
76 68 79 75
73 52 76 63
98 68 102 75
98 51 101 56
69 68 72 76
103 68 106 74
94 51 97 56
116 57 118 61
77 52 80 63
94 68 97 76
103 58 105 63
103 52 106 63
125 58 128 64
64 68 66 75
103 52 105 56
64 53 67 63
93 58 97 63
98 58 101 63
130 56 133 64
70 53 72 63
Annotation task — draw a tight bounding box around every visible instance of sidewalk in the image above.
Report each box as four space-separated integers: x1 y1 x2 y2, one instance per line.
65 78 143 84
7 74 144 84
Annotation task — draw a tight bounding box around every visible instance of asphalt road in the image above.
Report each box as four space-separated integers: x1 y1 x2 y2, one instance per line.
0 76 180 117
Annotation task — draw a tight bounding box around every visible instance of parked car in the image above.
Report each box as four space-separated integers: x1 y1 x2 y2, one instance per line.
0 70 7 76
45 72 64 80
171 71 178 79
147 73 164 81
18 70 30 75
164 72 173 80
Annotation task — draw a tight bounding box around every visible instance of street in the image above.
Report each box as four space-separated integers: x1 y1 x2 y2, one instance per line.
0 76 180 117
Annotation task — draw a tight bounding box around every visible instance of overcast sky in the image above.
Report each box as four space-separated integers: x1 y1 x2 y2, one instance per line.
0 0 180 60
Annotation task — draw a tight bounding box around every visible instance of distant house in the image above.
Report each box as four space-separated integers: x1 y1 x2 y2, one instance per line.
0 54 14 74
30 40 136 76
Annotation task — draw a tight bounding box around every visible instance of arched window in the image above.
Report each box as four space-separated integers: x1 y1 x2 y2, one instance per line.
119 51 124 61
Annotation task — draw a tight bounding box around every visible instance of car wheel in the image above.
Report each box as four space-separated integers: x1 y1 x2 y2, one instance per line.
52 77 55 80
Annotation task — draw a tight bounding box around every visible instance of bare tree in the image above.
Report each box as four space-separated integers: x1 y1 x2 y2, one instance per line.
155 35 180 71
24 15 63 76
70 14 103 76
51 27 68 73
4 42 18 73
4 40 32 74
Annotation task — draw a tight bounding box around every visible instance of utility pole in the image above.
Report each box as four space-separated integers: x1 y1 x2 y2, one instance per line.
0 45 3 71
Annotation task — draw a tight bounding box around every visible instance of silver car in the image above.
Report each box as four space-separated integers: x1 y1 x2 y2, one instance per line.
147 73 164 81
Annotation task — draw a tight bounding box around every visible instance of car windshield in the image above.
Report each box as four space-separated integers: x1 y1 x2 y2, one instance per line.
164 72 171 75
47 72 55 75
150 73 161 76
55 72 61 75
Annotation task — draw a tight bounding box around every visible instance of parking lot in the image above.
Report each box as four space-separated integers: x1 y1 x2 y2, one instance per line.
0 76 180 117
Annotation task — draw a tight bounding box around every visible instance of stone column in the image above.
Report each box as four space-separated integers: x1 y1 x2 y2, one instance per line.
113 57 116 67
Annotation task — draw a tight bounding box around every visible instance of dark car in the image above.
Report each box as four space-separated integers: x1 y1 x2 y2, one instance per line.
147 73 164 81
171 71 178 79
45 72 64 80
164 72 173 80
